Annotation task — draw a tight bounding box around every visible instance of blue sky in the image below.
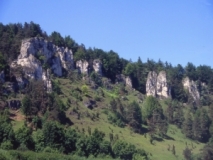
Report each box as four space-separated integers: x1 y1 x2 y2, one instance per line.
1 0 213 67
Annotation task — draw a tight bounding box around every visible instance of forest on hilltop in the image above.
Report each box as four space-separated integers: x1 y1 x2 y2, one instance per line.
0 22 213 160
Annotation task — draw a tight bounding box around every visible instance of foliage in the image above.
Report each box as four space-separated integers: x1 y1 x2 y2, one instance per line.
81 84 89 95
125 101 142 133
112 140 136 160
143 96 163 121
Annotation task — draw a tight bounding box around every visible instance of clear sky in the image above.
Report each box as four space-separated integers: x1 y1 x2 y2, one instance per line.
0 0 213 67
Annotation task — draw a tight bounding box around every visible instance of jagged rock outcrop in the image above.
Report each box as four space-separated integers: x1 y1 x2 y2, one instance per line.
12 37 74 79
182 77 200 101
93 59 102 75
156 71 170 98
146 71 157 97
76 60 89 74
146 71 170 98
0 71 5 83
10 37 74 92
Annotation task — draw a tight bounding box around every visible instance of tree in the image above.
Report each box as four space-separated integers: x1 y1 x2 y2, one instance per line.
0 52 6 71
183 147 192 160
64 129 78 153
185 62 197 81
15 126 34 150
126 101 142 133
202 144 213 160
42 121 64 149
21 95 32 119
143 96 163 121
112 140 136 160
81 85 89 95
182 112 193 139
0 111 14 145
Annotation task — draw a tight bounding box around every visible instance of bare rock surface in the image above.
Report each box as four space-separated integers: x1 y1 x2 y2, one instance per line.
146 71 157 97
93 59 102 75
156 71 170 98
146 71 170 98
76 60 89 74
14 37 73 78
182 77 200 101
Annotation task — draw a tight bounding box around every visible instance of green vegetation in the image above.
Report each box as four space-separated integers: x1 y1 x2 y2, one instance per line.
0 22 213 159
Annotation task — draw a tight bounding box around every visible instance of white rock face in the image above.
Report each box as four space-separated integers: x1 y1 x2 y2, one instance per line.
146 71 157 97
17 54 42 79
146 71 170 98
76 60 89 74
182 77 200 101
125 76 132 88
93 59 102 75
15 37 73 78
157 71 170 98
0 71 5 83
11 37 73 92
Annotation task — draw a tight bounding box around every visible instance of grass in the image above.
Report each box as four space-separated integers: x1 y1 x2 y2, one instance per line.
63 78 204 160
9 77 205 160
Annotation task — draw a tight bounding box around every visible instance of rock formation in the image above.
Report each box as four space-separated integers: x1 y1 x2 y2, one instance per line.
12 37 74 79
146 71 170 98
156 71 170 98
125 76 132 88
93 59 102 75
146 71 157 97
10 37 74 92
76 60 89 74
182 77 200 101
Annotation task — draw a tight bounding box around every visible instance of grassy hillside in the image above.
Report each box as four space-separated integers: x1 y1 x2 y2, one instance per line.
8 77 205 160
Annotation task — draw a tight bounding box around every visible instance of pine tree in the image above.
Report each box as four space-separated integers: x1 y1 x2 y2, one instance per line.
182 113 193 139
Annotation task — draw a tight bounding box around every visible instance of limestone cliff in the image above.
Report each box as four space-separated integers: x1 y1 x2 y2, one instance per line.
146 71 157 97
146 71 170 98
93 59 102 75
10 37 73 92
13 37 74 78
182 77 200 101
156 71 170 98
76 60 89 74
